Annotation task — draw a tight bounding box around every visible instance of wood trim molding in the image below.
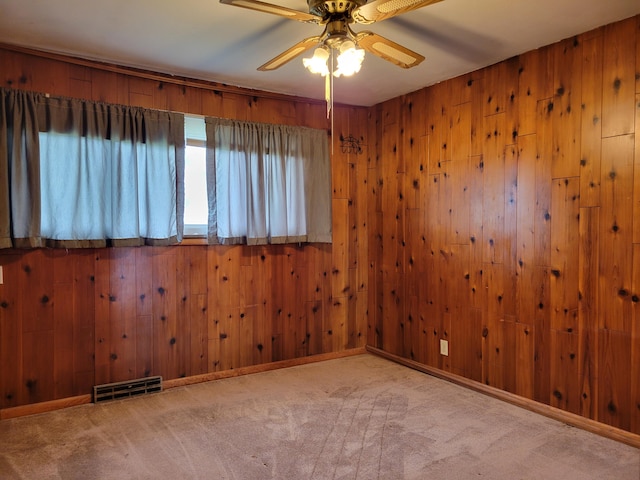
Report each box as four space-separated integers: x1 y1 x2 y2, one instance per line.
8 344 637 450
366 345 640 449
0 395 92 420
164 347 367 389
0 348 366 420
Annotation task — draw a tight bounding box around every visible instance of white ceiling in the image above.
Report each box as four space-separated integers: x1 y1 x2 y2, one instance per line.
0 0 638 106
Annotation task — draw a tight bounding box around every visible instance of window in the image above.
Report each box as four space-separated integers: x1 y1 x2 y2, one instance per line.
184 115 332 245
1 87 329 249
183 116 208 237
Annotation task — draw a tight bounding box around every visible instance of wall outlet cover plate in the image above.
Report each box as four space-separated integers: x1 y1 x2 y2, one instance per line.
440 339 449 356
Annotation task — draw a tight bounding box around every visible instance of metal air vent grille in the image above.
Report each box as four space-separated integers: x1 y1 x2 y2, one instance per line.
93 376 162 403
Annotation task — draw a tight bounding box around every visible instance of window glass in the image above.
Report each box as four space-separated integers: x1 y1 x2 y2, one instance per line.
183 116 208 237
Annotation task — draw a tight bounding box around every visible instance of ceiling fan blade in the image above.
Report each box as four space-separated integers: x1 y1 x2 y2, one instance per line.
356 31 425 69
352 0 443 25
258 36 322 71
220 0 322 23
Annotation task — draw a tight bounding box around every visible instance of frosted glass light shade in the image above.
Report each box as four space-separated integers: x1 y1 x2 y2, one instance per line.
334 41 365 77
303 47 330 76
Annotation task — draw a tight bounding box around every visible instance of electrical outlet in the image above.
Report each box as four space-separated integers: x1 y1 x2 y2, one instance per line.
440 339 449 356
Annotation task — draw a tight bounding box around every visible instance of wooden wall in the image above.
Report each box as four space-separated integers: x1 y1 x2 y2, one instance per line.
368 15 640 434
0 47 369 410
2 14 640 437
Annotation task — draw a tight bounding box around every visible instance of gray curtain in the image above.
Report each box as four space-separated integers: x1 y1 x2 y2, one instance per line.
0 88 184 248
206 117 331 245
0 89 41 248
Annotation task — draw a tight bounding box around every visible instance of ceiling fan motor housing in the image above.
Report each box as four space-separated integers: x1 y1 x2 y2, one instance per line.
325 19 357 46
308 0 366 18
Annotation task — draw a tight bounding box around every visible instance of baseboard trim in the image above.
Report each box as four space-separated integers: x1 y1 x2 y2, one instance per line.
0 348 367 421
0 394 92 420
366 345 640 449
164 347 367 390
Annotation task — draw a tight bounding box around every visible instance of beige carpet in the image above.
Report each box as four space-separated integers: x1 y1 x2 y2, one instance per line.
0 354 637 479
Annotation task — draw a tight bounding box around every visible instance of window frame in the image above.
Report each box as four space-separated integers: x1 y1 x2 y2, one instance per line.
182 115 208 239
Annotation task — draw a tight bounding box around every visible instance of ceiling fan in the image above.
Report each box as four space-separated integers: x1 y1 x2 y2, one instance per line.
219 0 444 73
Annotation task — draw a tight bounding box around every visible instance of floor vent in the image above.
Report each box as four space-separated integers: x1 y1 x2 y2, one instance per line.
93 376 162 403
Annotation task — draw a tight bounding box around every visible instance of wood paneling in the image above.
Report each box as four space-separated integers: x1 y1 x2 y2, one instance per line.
580 34 603 207
517 47 554 137
482 112 506 264
599 134 634 333
551 37 582 179
368 15 640 435
549 177 580 333
0 45 367 413
631 243 640 433
516 134 537 327
601 18 636 138
578 206 599 420
634 93 640 243
534 99 553 267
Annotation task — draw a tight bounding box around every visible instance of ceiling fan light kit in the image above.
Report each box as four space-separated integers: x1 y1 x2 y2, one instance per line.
220 0 442 117
303 47 331 75
333 40 365 77
303 41 364 78
220 0 441 72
